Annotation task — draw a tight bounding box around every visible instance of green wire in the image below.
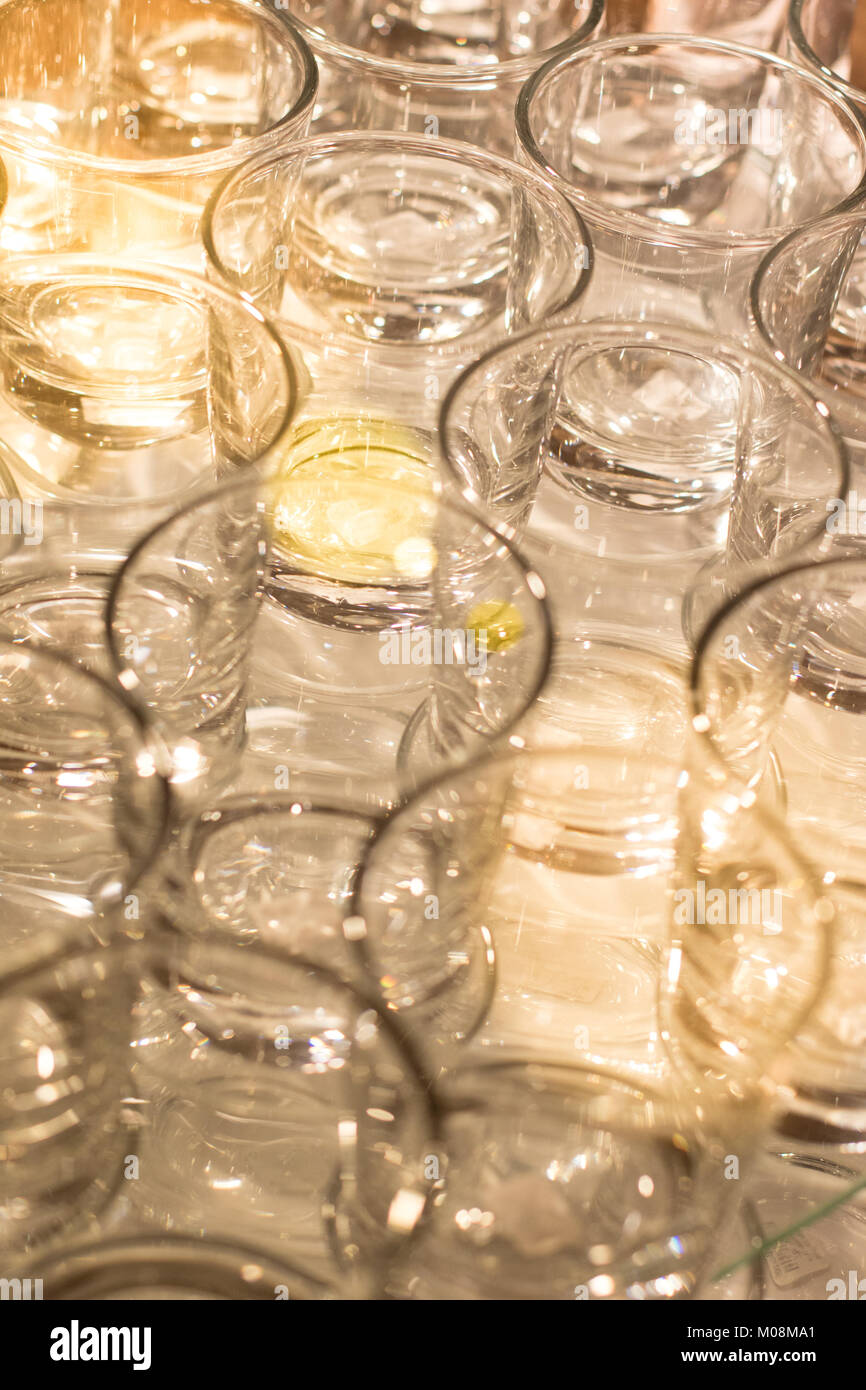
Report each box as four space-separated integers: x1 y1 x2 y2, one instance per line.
712 1171 866 1283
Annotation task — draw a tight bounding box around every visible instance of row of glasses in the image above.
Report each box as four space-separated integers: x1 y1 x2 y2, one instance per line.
402 15 866 1293
710 47 866 1292
0 774 828 1301
0 0 856 291
1 0 865 1300
0 15 593 1294
273 0 807 156
347 730 834 1297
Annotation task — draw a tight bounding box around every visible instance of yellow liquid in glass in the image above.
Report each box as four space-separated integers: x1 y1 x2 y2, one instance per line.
466 600 525 654
269 415 439 584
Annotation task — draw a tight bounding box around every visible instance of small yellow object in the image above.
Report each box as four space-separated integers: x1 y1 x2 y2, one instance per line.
465 600 525 654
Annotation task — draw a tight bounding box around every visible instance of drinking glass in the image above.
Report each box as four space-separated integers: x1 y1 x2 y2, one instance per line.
605 0 789 47
515 35 866 335
0 639 170 969
280 0 604 150
352 738 831 1085
440 318 849 656
106 472 553 809
204 131 592 434
385 1058 760 1300
175 792 378 973
17 1233 338 1300
751 208 866 508
0 939 144 1256
0 0 317 266
787 1 866 116
130 927 438 1288
0 256 297 556
690 554 866 1140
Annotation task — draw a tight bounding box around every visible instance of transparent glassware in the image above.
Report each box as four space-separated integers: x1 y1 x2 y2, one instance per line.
0 256 297 557
787 0 866 116
689 554 866 1142
0 0 317 266
280 0 604 150
604 0 789 47
18 1233 339 1300
171 792 378 980
106 472 553 810
129 926 438 1290
0 938 144 1257
352 739 831 1086
0 638 170 970
515 35 866 335
203 131 591 435
751 207 866 503
440 317 850 679
385 1058 763 1300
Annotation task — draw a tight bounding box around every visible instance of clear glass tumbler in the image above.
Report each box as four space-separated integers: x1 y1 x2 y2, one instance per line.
0 0 317 266
280 0 604 150
0 638 170 969
0 256 297 556
352 738 831 1085
130 927 438 1288
204 131 592 435
751 208 866 507
726 1150 866 1301
440 317 850 663
106 472 553 809
174 791 379 979
689 554 866 1142
0 938 144 1257
516 35 866 335
385 1058 763 1300
442 318 848 561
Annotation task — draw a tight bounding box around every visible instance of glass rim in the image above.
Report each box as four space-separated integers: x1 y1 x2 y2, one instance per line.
0 922 143 992
202 128 594 333
0 0 319 179
104 468 555 750
788 0 866 106
19 1231 337 1298
432 1056 698 1129
143 915 446 1138
0 255 301 508
180 789 381 891
690 551 866 713
285 0 604 84
689 551 866 880
351 732 835 1031
0 634 173 890
750 205 866 361
438 315 851 557
515 33 866 248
